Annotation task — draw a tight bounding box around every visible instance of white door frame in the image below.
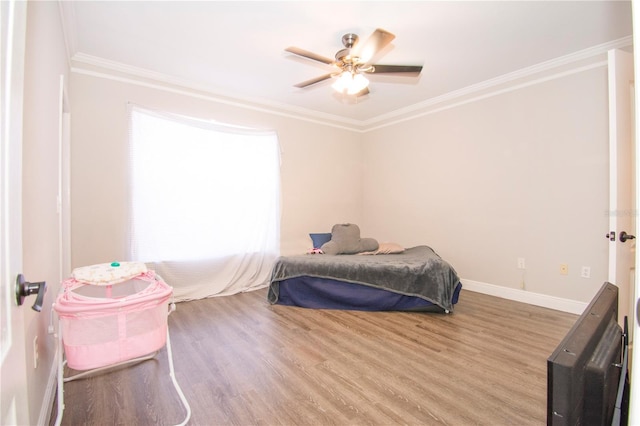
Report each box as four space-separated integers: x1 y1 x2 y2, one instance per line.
628 2 640 423
0 0 30 424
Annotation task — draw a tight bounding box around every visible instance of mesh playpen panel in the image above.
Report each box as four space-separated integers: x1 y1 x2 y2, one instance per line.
53 263 191 426
55 272 172 371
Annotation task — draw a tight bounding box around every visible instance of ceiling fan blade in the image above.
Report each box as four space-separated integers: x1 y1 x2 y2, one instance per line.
368 64 423 75
285 47 334 65
294 73 334 88
353 28 396 63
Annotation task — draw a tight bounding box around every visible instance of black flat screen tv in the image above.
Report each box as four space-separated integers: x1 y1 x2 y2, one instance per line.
547 282 629 425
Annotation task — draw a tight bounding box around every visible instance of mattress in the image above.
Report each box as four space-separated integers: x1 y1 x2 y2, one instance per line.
274 276 462 312
268 245 462 312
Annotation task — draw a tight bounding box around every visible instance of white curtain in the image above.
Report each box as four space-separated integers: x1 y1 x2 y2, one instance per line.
128 105 280 300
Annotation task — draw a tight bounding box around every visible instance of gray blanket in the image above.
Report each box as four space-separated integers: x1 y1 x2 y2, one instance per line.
268 245 461 311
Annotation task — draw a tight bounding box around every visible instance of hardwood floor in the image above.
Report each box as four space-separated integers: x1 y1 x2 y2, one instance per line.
49 288 577 425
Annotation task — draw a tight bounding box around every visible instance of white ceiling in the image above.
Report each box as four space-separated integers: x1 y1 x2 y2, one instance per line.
63 1 632 128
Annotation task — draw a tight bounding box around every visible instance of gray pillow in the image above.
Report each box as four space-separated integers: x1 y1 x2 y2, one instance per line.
321 223 378 255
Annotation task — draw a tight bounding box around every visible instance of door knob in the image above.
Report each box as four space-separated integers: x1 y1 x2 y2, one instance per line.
620 231 636 243
15 274 47 312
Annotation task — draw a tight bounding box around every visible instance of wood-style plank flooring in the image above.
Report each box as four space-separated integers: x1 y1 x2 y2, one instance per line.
49 288 577 425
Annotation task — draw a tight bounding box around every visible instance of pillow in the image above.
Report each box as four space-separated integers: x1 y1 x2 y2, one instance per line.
320 223 378 255
309 233 332 249
358 242 405 255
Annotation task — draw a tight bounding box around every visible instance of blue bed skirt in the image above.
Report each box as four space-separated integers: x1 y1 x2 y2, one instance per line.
271 276 462 312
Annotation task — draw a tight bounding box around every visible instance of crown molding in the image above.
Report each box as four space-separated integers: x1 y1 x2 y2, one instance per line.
363 59 608 132
364 35 633 131
57 1 77 68
71 52 367 132
70 35 632 133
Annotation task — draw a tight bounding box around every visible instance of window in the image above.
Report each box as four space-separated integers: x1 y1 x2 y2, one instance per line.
128 105 280 298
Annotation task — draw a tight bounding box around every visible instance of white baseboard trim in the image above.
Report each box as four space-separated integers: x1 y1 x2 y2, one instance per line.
461 279 587 315
39 350 59 426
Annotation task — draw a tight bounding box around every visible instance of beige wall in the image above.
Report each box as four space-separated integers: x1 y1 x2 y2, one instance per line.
70 73 364 267
70 59 611 306
15 2 626 422
71 60 612 305
22 1 69 424
362 65 610 303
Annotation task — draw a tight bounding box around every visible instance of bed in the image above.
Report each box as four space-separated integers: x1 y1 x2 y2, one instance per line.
267 245 462 313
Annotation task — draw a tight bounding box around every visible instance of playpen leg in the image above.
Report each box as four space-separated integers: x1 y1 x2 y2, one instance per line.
166 324 191 426
53 296 188 425
63 351 158 382
54 318 65 426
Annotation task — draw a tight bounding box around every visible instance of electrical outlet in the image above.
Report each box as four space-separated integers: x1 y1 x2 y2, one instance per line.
581 266 591 279
33 336 38 369
560 264 568 275
517 258 525 269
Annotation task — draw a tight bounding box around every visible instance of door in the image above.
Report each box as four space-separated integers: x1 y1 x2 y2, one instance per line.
1 1 29 424
607 49 635 330
630 4 640 422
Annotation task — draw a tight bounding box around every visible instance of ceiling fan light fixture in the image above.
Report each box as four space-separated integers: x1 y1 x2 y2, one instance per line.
349 73 369 94
332 71 369 95
331 71 351 92
287 28 421 96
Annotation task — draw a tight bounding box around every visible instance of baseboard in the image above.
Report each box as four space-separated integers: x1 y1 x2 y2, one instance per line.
461 279 587 315
38 350 59 426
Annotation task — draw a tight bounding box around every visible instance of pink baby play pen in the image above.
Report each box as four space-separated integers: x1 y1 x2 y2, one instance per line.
52 262 190 425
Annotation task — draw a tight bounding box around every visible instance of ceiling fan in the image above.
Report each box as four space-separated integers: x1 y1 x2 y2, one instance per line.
285 28 423 96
